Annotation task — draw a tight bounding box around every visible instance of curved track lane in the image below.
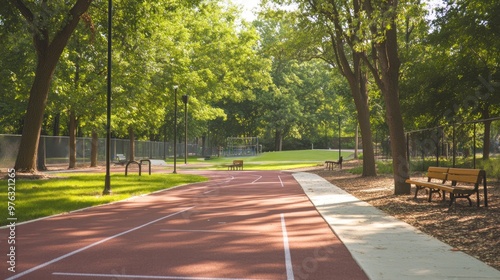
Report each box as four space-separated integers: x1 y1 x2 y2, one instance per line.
1 170 367 280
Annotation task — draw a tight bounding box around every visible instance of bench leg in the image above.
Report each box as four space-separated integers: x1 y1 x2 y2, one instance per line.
449 194 454 207
414 186 422 199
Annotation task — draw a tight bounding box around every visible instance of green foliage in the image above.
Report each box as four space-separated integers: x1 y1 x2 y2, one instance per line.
349 160 394 175
376 161 394 174
481 157 500 181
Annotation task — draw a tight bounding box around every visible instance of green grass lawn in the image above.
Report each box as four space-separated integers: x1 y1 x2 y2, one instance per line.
0 173 207 226
196 149 352 170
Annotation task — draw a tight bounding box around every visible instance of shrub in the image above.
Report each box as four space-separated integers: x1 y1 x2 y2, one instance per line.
483 157 500 181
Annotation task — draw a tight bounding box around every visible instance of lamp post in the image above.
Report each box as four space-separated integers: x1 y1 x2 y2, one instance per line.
338 116 342 160
173 85 178 174
182 94 189 164
103 0 112 195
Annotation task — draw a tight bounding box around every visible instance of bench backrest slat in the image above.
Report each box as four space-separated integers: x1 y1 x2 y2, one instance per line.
447 168 483 184
426 167 448 181
233 160 243 165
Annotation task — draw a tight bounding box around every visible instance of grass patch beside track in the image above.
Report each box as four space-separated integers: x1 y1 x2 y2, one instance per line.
198 149 352 170
0 173 207 226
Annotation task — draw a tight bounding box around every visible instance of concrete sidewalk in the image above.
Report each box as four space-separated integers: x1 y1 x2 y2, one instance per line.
292 172 500 280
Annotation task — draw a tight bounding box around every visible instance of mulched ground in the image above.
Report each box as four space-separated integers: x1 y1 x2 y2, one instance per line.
308 160 500 271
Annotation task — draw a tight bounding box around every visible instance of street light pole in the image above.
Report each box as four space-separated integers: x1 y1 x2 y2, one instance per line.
173 85 178 174
103 0 112 195
182 94 189 164
338 116 342 160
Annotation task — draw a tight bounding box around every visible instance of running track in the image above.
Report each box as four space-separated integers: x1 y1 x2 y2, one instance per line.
1 170 367 280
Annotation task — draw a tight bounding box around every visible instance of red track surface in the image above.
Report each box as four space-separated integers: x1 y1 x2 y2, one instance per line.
1 170 367 280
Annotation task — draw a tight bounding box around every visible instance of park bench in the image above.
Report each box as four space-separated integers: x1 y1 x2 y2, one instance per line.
325 156 343 170
406 167 488 207
115 154 127 165
227 160 244 171
406 166 449 201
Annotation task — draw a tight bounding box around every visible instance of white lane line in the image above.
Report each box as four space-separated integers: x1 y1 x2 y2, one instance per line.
160 229 260 234
203 189 217 194
7 207 194 280
52 272 269 280
280 213 294 280
251 175 263 184
278 176 284 187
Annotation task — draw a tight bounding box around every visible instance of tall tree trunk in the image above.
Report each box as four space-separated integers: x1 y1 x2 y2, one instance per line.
129 127 135 161
14 58 55 172
330 31 377 176
364 0 410 194
36 135 47 171
347 67 377 177
274 130 283 151
11 0 93 173
481 107 491 160
53 113 60 136
69 110 77 169
201 135 206 157
90 130 98 167
314 0 377 177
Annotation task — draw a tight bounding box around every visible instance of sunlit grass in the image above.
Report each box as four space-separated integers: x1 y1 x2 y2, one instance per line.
195 149 351 170
0 173 207 226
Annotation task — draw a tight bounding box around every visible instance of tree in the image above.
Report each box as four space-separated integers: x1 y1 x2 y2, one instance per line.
288 0 377 176
361 0 410 193
273 0 411 192
431 0 500 160
9 0 94 172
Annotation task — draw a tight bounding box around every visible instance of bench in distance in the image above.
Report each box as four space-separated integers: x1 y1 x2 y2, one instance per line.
227 160 244 171
325 156 343 170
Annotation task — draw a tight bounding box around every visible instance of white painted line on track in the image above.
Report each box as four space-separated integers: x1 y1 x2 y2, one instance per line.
7 207 195 280
203 189 217 194
278 176 284 187
280 213 294 280
52 272 270 280
160 229 260 234
251 175 262 184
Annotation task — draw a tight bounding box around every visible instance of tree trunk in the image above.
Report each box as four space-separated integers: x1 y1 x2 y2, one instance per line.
91 130 98 167
14 58 55 172
69 110 77 169
274 130 283 151
349 69 377 177
332 34 377 176
369 16 410 194
354 124 359 159
12 0 93 173
36 135 47 171
481 108 491 160
53 113 60 136
129 127 135 161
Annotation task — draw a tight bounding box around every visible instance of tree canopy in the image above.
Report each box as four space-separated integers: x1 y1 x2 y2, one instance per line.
1 0 499 189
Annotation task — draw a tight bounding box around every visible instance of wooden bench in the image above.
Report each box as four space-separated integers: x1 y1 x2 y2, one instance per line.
406 167 488 207
227 160 243 171
325 156 343 170
114 154 127 165
406 166 448 202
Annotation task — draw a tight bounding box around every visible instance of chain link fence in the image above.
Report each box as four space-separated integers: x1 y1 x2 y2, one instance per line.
0 134 215 169
406 117 500 171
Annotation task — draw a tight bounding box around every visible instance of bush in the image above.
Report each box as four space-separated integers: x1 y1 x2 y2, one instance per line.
376 161 393 174
483 157 500 181
348 160 393 175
